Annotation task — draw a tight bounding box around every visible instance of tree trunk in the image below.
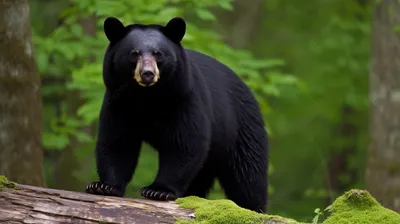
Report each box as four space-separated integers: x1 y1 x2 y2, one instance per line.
0 0 45 187
366 0 400 212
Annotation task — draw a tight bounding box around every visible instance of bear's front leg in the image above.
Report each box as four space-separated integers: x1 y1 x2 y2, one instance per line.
86 137 142 197
85 91 142 197
139 114 211 201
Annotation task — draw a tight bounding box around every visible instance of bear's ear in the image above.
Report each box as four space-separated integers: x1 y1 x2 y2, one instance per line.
164 17 186 43
104 17 126 43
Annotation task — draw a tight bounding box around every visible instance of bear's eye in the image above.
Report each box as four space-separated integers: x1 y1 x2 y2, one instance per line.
153 51 162 59
130 50 140 58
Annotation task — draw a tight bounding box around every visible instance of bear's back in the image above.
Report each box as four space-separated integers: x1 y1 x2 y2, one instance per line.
185 49 263 149
185 49 240 86
185 49 258 111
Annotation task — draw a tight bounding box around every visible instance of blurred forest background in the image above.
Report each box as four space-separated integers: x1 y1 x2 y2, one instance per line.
1 0 399 223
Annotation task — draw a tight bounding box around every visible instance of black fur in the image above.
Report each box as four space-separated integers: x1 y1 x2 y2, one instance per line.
85 17 269 213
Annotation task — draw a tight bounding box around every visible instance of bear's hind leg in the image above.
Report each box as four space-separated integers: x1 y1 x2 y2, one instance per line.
218 155 267 213
217 133 268 213
183 160 216 198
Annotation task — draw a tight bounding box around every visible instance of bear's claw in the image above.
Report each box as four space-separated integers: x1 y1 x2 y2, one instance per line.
85 181 122 197
139 186 177 201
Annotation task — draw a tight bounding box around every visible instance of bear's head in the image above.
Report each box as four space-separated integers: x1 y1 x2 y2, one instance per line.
103 17 186 88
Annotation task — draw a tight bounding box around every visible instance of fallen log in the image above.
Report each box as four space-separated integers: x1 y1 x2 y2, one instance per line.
1 176 400 224
0 176 295 224
0 183 194 224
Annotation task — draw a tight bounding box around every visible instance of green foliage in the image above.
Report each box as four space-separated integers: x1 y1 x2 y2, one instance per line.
63 0 296 125
31 0 296 202
254 0 371 220
33 0 296 130
30 0 372 221
312 205 332 224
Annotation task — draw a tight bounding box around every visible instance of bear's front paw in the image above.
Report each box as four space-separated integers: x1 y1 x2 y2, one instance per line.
85 181 123 197
139 185 177 201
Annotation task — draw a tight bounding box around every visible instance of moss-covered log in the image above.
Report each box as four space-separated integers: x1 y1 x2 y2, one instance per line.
0 176 293 224
1 176 400 224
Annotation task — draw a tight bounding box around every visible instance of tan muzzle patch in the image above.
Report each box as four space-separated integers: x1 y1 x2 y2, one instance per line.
133 54 160 87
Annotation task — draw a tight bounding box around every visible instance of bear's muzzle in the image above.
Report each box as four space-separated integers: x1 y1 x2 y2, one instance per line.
133 54 160 87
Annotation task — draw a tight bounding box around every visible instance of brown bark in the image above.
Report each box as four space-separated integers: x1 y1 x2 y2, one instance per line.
0 183 194 224
0 0 45 187
366 0 400 212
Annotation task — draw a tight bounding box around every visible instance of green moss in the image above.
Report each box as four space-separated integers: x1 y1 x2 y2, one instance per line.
0 175 16 190
323 189 400 224
176 190 400 224
175 196 299 224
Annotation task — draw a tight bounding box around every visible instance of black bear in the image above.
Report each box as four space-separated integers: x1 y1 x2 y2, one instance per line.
85 16 269 213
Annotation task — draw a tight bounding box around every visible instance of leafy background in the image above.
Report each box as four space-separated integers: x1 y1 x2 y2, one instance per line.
28 0 371 222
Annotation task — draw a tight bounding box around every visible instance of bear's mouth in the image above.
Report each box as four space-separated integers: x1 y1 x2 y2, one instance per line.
138 71 157 86
133 54 160 87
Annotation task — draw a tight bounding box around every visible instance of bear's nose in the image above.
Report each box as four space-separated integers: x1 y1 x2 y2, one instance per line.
141 71 155 83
